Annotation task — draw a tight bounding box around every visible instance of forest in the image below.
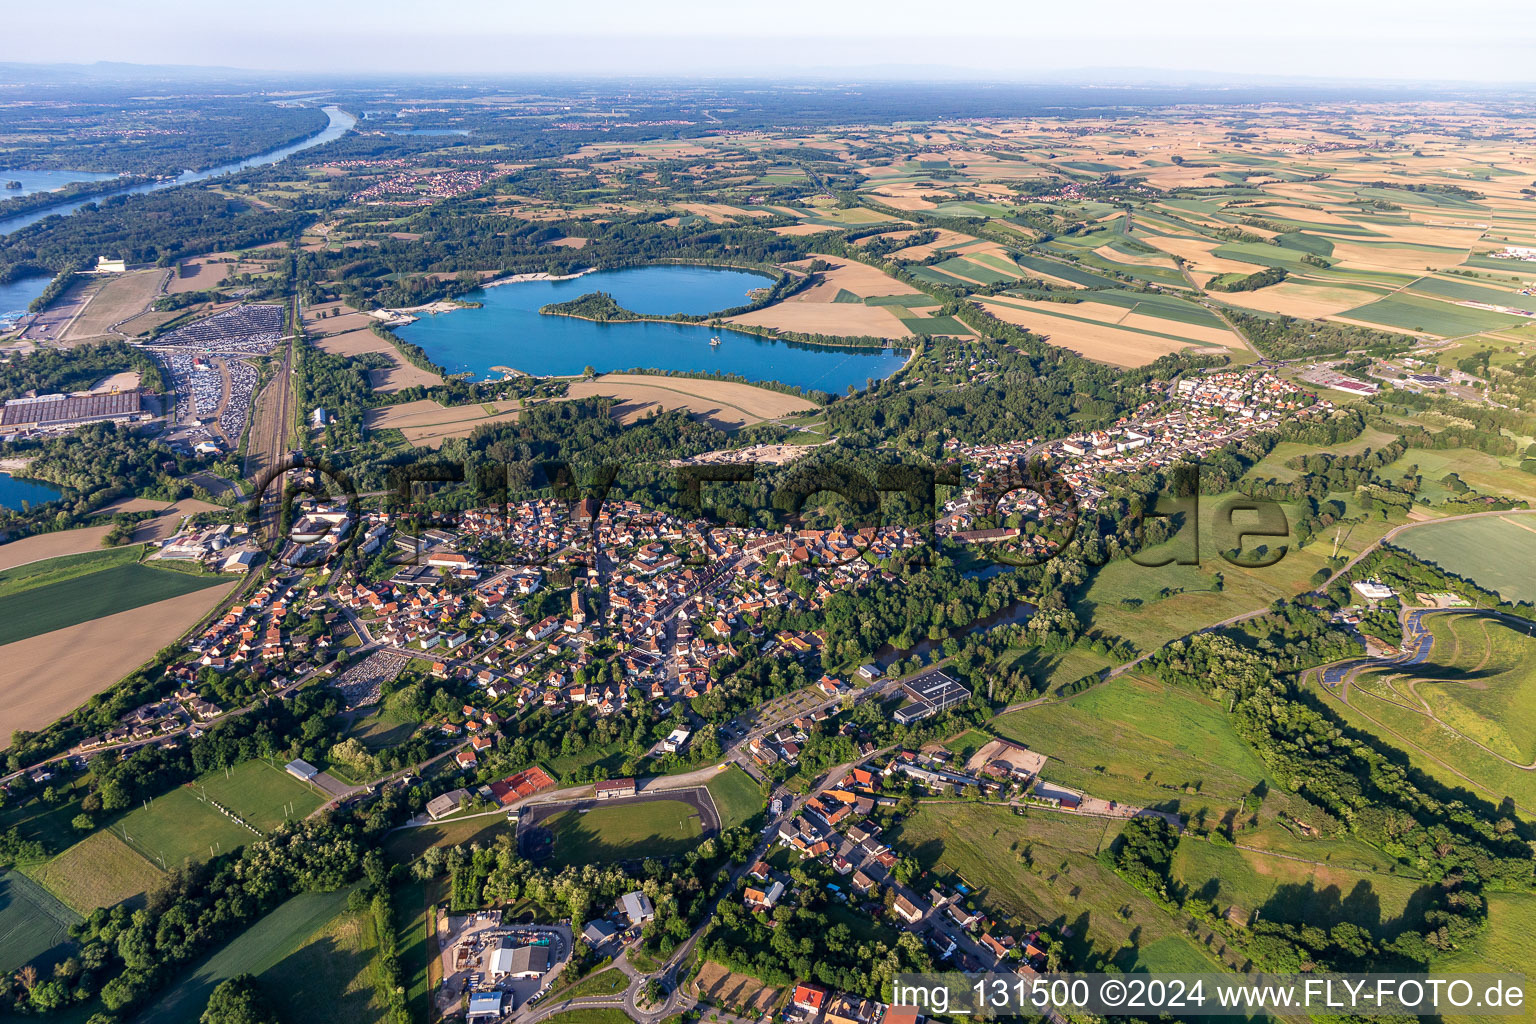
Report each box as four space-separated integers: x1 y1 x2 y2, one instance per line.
0 97 327 176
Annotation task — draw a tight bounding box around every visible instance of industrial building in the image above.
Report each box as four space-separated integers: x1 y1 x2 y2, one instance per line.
1 390 144 428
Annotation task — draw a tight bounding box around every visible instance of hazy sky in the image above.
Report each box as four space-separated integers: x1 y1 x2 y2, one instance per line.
9 0 1536 83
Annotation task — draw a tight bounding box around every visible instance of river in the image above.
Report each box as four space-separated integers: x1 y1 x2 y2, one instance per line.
0 104 357 238
397 265 909 394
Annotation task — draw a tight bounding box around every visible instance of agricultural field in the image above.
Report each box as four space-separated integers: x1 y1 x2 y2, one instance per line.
727 255 962 340
704 765 764 829
1391 515 1536 603
25 829 164 912
691 961 783 1015
975 296 1237 367
992 675 1269 825
132 888 378 1024
310 324 444 391
565 373 818 430
0 580 235 743
0 547 229 646
363 397 522 448
0 870 80 974
537 798 703 867
0 501 212 571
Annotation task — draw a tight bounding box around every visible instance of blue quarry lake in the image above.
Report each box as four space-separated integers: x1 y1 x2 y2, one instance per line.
0 273 53 326
397 265 909 394
0 473 63 511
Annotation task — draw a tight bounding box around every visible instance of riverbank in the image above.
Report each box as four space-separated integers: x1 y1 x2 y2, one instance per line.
0 105 355 237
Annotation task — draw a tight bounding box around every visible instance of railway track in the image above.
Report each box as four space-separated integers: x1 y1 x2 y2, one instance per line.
243 293 300 538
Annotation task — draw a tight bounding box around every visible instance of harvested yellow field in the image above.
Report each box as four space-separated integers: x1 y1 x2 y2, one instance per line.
566 373 816 430
168 259 230 293
365 399 522 448
546 236 589 248
994 296 1237 349
989 297 1130 325
769 224 833 236
725 255 922 339
1329 241 1470 271
312 328 443 391
676 203 771 223
895 232 993 260
728 303 912 339
978 300 1192 367
61 269 169 342
0 583 234 744
1091 244 1177 269
793 255 921 299
1142 235 1254 277
867 183 942 210
0 525 116 570
1215 282 1389 318
1119 312 1242 348
1243 204 1359 227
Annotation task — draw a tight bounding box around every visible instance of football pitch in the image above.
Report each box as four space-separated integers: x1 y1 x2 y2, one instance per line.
112 760 326 868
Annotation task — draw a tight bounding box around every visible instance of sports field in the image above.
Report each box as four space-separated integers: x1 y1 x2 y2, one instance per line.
0 870 80 973
25 828 164 912
705 765 764 829
112 761 325 869
1392 516 1536 603
58 269 169 343
0 548 228 646
541 798 702 867
132 888 380 1024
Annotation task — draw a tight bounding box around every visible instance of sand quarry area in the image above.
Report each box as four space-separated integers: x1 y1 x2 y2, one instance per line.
0 582 235 745
567 373 817 430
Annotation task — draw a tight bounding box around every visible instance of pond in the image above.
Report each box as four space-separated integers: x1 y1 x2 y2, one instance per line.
397 265 909 394
0 473 63 511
